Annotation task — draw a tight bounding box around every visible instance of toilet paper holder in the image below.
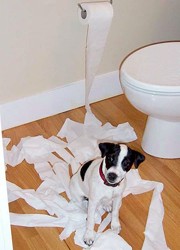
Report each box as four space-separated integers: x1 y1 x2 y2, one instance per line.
78 1 113 19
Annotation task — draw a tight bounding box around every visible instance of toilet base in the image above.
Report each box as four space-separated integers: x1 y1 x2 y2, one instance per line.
142 116 180 159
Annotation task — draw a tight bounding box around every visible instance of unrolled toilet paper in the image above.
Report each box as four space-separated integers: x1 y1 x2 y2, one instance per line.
3 2 169 250
78 2 113 112
5 136 169 249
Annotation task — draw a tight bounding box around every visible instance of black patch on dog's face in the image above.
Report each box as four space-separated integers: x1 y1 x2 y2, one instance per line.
105 152 119 169
122 147 145 172
99 143 120 169
80 160 93 181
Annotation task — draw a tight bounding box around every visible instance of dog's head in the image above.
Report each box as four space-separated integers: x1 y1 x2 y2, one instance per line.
99 142 145 185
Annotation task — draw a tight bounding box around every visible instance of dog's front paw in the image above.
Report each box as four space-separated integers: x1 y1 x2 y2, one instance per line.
103 204 112 213
111 222 121 234
84 230 95 246
102 200 112 213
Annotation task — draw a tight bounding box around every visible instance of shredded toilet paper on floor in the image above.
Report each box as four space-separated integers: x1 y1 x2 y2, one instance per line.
2 1 170 248
4 111 169 250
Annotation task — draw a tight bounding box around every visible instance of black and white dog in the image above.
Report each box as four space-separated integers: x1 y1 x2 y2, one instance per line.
69 142 145 246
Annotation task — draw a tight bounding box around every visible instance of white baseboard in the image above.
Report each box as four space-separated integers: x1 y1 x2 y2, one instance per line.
0 71 123 130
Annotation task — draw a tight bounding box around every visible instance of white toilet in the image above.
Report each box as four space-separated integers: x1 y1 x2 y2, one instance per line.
120 42 180 159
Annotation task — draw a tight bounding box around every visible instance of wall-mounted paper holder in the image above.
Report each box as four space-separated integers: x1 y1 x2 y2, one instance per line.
78 1 113 19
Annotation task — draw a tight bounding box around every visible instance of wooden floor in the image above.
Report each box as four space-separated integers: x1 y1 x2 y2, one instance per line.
4 95 180 250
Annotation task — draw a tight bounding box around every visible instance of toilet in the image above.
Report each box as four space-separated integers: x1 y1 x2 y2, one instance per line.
120 42 180 159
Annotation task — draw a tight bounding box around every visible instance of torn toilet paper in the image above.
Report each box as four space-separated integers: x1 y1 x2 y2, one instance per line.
58 112 137 164
4 2 169 249
5 128 169 249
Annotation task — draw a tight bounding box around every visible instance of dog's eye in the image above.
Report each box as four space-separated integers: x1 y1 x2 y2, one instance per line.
122 157 134 171
107 155 114 162
123 158 131 167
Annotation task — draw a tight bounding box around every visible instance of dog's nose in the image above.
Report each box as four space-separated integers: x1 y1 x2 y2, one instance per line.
107 172 117 182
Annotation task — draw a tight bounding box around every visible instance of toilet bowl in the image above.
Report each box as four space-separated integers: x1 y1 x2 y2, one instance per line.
120 42 180 158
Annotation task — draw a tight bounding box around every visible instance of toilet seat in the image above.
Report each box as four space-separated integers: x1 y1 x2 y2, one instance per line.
121 42 180 95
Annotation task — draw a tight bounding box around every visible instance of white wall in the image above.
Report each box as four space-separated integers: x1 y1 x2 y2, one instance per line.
0 0 180 105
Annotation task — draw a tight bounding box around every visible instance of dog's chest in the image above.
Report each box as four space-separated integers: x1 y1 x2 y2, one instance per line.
78 158 123 201
93 181 120 201
85 167 119 200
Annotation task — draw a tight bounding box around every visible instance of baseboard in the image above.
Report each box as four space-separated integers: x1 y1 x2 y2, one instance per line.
0 71 123 130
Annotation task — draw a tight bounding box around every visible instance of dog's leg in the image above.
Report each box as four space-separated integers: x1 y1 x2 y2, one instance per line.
84 199 97 246
111 196 122 234
102 199 112 213
111 180 126 234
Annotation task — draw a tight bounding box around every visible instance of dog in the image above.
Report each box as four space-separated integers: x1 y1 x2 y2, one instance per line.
69 142 145 246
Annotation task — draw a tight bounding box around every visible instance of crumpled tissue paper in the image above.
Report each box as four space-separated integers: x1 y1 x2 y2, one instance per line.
4 1 169 249
4 127 169 249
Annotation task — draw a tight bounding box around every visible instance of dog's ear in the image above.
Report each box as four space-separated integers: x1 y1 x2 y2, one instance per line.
99 143 111 157
99 143 119 158
132 150 145 168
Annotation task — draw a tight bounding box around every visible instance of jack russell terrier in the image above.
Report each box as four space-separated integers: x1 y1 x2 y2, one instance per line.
69 142 145 246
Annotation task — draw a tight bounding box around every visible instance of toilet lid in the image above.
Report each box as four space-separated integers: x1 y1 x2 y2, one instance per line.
121 42 180 93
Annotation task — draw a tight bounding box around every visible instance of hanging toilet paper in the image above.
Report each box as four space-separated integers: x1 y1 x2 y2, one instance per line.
78 2 113 111
56 2 137 166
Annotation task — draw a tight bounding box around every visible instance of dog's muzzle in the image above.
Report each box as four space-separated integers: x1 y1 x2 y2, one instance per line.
99 162 123 187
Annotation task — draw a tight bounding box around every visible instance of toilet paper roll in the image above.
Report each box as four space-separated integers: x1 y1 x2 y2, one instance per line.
78 2 113 111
